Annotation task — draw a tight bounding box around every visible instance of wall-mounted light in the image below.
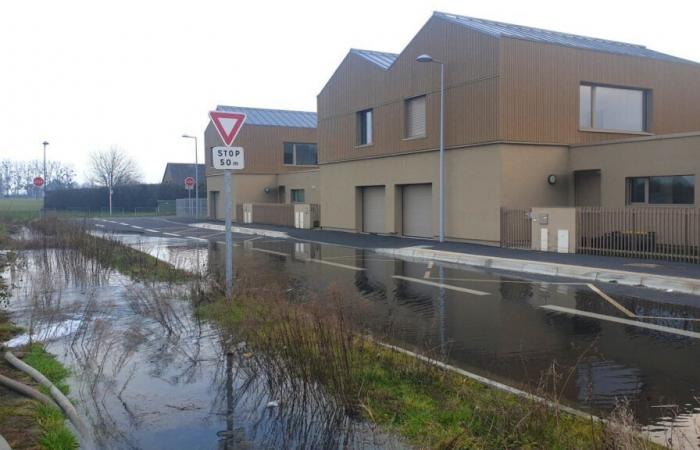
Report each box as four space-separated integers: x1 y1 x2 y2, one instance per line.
547 174 557 185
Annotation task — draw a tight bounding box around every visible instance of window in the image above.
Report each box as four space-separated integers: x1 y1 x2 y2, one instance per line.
283 142 317 165
357 109 373 145
405 95 426 138
626 175 695 205
291 189 305 203
580 84 648 132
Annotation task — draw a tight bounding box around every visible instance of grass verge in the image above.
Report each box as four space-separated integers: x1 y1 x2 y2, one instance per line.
29 217 191 283
197 290 661 449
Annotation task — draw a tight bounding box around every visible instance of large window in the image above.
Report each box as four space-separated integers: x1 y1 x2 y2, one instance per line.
356 109 373 145
626 175 695 205
580 84 648 133
283 142 317 165
291 189 305 203
405 95 426 138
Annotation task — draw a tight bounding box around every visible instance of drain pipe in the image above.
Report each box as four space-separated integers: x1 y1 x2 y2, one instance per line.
4 352 88 436
0 373 57 408
0 432 11 450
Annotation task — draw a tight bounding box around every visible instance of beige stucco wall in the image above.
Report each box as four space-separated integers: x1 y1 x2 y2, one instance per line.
320 143 570 244
206 174 277 221
570 133 700 208
277 170 320 204
207 170 320 220
500 145 570 208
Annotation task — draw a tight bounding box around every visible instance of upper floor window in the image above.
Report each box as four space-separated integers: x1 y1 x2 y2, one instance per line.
405 95 426 138
356 109 373 146
626 175 695 205
580 84 648 133
283 142 317 165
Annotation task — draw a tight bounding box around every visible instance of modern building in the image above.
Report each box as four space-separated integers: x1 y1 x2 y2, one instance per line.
161 163 206 186
317 12 700 244
205 106 319 220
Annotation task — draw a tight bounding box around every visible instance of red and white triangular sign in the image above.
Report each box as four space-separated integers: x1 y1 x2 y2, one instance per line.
209 111 247 146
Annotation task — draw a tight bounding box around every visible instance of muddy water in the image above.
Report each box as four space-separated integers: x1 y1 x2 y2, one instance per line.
2 250 404 450
109 232 700 448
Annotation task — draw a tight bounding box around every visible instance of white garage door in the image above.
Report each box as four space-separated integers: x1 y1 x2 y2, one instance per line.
403 184 432 237
362 186 385 233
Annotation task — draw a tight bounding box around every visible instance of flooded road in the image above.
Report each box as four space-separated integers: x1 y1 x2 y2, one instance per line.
4 222 700 449
115 229 700 447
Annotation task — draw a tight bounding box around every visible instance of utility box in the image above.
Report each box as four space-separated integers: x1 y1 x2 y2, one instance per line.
242 203 253 224
294 204 312 229
531 207 576 253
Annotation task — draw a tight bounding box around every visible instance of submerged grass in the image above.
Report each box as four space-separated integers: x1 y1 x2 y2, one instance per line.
29 217 191 283
198 285 662 449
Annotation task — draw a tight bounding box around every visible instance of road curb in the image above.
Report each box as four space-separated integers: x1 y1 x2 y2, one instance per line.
376 247 700 295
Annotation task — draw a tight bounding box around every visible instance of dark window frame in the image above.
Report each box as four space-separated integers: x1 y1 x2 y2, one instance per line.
291 189 305 203
626 175 695 205
356 109 373 146
283 142 318 166
579 82 651 133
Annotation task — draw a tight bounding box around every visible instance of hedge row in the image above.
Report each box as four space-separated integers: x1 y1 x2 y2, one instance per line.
45 183 205 210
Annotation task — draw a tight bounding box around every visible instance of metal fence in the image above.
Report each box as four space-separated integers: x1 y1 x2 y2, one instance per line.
500 207 532 249
175 198 207 218
577 207 700 263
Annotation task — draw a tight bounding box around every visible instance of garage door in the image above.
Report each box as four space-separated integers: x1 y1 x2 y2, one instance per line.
362 186 385 233
403 184 432 237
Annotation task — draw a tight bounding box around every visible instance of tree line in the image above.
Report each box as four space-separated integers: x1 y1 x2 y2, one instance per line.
0 159 76 197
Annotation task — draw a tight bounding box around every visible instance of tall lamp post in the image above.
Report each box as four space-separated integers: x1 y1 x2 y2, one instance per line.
416 54 445 243
42 141 49 209
182 134 199 218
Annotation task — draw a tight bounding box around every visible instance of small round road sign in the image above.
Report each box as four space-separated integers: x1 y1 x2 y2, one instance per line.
184 176 195 189
33 176 44 187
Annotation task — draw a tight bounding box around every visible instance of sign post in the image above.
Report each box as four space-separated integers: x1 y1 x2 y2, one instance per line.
209 111 246 298
185 176 195 216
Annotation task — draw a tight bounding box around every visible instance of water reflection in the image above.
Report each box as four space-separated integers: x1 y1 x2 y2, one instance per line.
26 231 700 448
4 249 405 450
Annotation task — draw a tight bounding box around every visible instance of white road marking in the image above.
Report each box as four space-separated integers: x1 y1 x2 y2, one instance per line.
188 236 208 242
392 275 489 296
302 258 365 271
587 283 636 318
252 247 288 257
164 232 180 237
144 229 158 233
424 261 434 279
131 225 143 229
118 222 130 226
94 224 104 228
539 305 700 340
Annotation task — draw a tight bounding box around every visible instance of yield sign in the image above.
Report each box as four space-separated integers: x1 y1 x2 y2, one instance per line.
209 111 246 146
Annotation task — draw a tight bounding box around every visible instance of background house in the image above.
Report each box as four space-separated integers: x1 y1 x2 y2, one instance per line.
204 106 318 220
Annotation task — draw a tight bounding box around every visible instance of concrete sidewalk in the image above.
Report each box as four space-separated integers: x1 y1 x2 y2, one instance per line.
183 218 700 295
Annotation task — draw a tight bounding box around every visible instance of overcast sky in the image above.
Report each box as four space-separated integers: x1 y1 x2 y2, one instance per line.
1 0 698 183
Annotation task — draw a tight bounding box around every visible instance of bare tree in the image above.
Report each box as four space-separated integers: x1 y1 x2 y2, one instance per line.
87 147 142 214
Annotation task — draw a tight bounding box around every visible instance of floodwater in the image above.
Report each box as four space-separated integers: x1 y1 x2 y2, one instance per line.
4 230 700 449
2 249 404 450
116 231 700 448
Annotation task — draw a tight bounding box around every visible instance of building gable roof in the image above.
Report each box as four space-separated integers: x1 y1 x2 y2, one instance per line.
434 11 694 64
215 105 317 128
162 163 205 184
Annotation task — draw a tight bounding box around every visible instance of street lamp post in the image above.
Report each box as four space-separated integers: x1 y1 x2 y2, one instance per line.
416 54 445 242
42 141 49 210
182 134 199 218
